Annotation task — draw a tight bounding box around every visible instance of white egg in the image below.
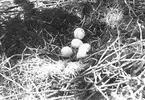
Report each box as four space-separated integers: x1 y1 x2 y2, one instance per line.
74 28 85 39
61 46 73 57
76 50 88 59
71 38 83 48
79 43 91 52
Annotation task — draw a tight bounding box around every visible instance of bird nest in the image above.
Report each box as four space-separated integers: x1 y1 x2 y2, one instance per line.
1 0 145 100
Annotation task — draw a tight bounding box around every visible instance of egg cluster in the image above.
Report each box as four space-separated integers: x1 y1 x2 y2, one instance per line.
61 27 91 59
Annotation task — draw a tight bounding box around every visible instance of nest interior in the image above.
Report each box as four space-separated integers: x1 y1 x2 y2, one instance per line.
0 0 112 59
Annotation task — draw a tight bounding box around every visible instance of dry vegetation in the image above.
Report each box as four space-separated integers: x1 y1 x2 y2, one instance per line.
0 0 145 100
